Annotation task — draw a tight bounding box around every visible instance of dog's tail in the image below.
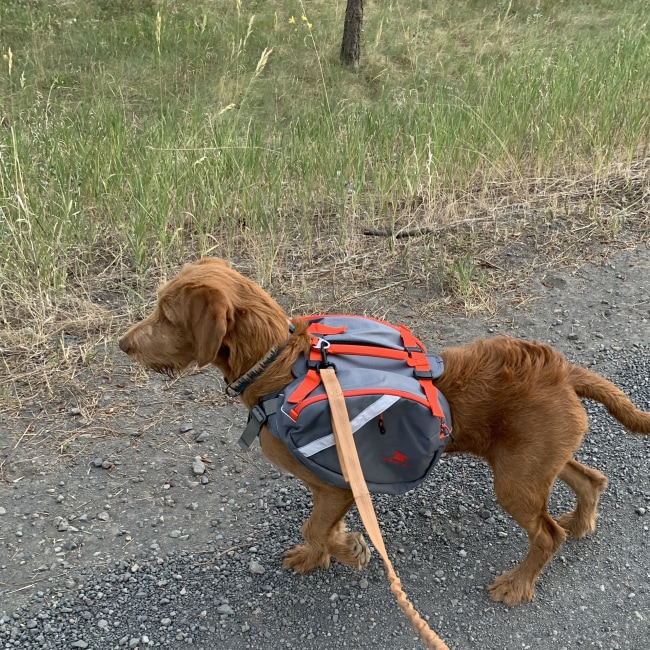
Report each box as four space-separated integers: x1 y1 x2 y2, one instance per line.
569 365 650 434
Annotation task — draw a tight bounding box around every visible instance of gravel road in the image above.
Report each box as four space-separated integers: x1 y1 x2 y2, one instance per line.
1 246 649 650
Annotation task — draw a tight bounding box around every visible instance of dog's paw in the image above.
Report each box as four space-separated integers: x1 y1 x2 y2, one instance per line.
333 532 371 570
283 544 330 573
556 511 596 539
487 569 535 606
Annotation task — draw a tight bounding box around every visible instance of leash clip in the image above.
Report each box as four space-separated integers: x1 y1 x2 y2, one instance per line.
308 339 336 372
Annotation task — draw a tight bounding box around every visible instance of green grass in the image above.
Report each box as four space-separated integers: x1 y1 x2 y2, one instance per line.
0 0 649 385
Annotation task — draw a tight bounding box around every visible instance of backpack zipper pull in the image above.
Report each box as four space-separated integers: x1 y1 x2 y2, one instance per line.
378 413 386 435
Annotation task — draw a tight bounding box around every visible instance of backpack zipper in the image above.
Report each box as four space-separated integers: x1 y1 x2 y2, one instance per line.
289 388 431 421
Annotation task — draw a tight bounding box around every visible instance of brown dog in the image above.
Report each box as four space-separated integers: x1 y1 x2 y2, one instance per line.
119 258 650 606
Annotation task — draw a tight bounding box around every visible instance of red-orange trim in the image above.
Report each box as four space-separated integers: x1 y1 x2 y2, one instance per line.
289 387 433 421
325 344 409 360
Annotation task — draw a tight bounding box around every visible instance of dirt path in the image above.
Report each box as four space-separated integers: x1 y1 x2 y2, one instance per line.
1 245 649 649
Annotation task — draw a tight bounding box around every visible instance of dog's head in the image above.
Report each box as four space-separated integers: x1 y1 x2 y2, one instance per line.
119 258 237 377
119 257 294 384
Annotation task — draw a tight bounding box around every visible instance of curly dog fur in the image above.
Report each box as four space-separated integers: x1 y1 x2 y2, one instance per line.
120 258 650 606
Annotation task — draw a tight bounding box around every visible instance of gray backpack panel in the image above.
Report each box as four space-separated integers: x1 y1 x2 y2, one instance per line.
265 316 452 495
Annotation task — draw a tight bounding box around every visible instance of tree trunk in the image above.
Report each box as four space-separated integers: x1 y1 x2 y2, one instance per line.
340 0 363 71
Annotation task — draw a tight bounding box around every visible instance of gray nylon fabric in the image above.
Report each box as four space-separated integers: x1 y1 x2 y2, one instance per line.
265 316 452 495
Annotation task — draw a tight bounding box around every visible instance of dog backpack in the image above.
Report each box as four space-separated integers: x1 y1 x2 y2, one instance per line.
255 315 452 495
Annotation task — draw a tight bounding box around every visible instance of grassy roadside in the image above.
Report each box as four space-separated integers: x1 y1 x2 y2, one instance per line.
1 0 649 408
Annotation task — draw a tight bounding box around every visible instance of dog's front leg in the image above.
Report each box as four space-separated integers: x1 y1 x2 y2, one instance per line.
283 482 371 572
260 429 371 572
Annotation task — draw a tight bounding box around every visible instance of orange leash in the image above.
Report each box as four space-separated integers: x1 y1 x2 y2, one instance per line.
320 368 451 650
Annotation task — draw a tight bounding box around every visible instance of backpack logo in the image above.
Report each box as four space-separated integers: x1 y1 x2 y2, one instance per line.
382 450 410 468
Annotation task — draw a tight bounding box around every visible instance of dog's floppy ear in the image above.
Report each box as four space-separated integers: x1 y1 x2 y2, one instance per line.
184 285 229 368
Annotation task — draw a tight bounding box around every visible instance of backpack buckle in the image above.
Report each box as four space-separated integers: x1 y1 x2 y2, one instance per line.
405 345 424 355
238 405 268 450
250 404 268 425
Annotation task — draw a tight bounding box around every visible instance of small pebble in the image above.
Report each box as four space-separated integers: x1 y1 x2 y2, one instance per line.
249 560 265 575
192 457 206 476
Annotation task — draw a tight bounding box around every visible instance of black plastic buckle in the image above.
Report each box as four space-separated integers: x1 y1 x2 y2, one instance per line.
239 405 267 450
405 345 424 355
250 404 268 425
414 369 433 380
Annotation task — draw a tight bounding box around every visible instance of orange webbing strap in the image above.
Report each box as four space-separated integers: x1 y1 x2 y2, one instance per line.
320 368 451 650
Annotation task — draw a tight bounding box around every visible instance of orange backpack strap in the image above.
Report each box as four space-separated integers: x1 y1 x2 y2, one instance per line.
286 337 327 404
307 323 347 336
326 343 408 360
399 325 444 419
287 322 348 403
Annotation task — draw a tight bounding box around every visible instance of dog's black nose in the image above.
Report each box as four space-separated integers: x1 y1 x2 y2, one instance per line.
119 338 131 354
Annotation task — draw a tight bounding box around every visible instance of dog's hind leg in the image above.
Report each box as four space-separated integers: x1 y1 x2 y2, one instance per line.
556 458 608 539
282 483 371 573
487 455 567 606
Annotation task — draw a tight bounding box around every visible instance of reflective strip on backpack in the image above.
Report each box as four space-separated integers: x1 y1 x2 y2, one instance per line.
295 394 401 458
